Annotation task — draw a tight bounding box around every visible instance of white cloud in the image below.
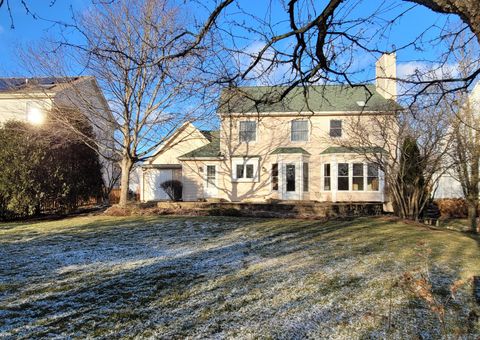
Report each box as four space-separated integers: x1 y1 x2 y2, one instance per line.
234 41 293 85
397 61 459 81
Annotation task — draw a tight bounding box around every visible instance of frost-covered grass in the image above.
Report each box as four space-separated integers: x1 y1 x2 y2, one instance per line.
0 215 479 338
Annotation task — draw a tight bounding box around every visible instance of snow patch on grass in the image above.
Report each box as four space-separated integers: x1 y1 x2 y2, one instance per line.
0 216 478 338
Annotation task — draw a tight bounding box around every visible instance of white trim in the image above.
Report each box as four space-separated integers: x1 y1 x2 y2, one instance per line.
220 110 397 117
231 157 259 182
204 164 218 198
290 119 310 143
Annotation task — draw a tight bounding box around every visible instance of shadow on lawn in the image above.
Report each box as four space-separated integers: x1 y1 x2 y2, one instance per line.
1 216 479 338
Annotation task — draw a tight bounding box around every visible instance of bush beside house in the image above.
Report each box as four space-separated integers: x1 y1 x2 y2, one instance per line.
0 120 103 220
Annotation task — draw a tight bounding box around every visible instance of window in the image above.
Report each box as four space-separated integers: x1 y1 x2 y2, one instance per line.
272 163 278 190
246 164 254 178
338 163 349 191
330 120 342 137
367 163 379 191
352 163 364 191
303 163 309 192
236 164 244 179
324 164 331 191
236 164 254 179
291 120 308 141
239 121 256 142
286 164 296 191
233 157 258 181
206 165 216 187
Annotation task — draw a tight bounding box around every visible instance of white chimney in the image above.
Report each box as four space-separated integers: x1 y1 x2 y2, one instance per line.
375 53 397 101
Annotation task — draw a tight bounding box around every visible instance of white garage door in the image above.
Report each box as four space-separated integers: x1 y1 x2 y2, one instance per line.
144 169 174 201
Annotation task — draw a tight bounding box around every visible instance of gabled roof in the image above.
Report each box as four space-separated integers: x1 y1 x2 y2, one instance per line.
148 122 210 162
320 146 386 154
219 85 402 114
179 131 221 159
270 147 310 155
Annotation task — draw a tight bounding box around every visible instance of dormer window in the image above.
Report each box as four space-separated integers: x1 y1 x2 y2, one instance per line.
291 120 308 141
239 121 256 142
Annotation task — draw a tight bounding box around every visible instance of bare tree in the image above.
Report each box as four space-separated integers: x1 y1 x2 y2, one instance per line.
448 91 480 232
27 0 223 207
332 97 451 220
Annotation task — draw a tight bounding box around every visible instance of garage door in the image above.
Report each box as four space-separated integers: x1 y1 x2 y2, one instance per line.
155 169 173 200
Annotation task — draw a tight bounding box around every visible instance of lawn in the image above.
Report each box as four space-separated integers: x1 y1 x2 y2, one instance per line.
0 215 479 338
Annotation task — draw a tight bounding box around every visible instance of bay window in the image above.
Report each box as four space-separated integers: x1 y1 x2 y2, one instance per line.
338 163 349 191
303 163 309 192
367 163 380 191
272 163 279 190
324 164 331 191
352 163 364 191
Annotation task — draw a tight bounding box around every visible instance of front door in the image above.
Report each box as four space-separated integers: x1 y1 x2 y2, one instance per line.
283 163 300 200
204 165 218 198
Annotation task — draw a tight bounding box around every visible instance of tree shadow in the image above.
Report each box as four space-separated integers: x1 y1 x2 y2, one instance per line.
0 216 479 338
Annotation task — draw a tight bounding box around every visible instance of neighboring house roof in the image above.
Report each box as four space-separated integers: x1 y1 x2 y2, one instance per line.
270 147 311 155
0 77 82 93
219 84 402 113
179 131 221 159
320 146 386 154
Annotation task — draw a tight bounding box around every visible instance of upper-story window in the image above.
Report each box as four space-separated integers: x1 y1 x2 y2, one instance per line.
239 121 256 142
291 120 308 141
329 120 342 137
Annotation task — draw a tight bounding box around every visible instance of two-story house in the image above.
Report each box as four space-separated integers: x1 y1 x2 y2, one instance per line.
140 53 400 204
0 76 118 191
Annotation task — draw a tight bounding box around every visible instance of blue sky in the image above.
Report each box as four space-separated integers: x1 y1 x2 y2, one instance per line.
0 1 465 81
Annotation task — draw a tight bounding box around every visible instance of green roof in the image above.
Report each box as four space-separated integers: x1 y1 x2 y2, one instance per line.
179 131 221 159
320 146 386 155
219 85 402 113
270 147 310 155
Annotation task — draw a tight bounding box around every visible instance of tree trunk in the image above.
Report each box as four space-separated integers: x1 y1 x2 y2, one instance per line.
118 157 133 208
467 198 478 233
467 200 477 232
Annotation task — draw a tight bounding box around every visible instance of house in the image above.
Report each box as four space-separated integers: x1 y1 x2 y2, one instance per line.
141 53 400 204
0 76 119 191
433 81 480 199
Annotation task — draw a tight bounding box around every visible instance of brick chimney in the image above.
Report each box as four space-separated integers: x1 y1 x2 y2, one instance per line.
375 53 397 101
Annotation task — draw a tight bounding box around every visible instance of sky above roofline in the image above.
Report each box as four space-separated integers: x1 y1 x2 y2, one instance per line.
0 1 468 82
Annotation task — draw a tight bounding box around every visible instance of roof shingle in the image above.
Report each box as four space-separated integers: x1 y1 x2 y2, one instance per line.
179 131 222 159
219 85 402 114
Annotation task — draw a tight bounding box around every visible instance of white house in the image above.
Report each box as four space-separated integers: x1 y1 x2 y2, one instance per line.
0 76 119 190
141 54 402 204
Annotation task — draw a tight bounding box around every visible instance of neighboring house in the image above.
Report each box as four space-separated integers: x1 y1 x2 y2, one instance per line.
434 81 480 199
141 54 401 204
0 76 119 191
